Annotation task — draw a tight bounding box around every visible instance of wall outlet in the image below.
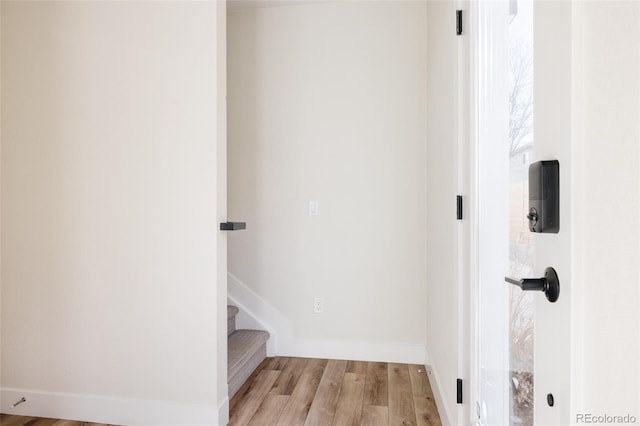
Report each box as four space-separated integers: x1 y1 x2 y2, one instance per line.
313 297 324 313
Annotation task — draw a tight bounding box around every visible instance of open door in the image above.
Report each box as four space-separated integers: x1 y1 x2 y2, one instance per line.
473 1 572 425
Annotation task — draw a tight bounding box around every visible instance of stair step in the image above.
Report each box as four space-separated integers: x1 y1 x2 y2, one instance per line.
228 329 269 398
227 305 239 320
227 305 239 336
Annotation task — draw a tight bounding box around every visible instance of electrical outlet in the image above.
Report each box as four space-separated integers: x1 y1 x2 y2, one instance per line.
313 297 324 313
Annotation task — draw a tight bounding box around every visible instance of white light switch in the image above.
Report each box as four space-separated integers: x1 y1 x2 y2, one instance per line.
309 200 319 216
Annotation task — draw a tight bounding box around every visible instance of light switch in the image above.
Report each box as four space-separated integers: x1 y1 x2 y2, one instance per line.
309 200 319 216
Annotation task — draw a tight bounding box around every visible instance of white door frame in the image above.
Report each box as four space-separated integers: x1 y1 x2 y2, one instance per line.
456 1 476 425
464 1 511 424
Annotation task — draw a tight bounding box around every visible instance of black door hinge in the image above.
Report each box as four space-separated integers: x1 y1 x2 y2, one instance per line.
457 378 463 403
457 195 463 220
220 222 247 231
456 10 463 35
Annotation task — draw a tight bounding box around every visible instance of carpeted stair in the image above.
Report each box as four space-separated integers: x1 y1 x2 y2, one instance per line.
227 305 269 398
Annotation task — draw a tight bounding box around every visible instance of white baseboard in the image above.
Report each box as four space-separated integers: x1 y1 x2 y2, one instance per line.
217 396 229 426
280 339 426 364
1 388 220 426
228 272 426 364
425 363 453 426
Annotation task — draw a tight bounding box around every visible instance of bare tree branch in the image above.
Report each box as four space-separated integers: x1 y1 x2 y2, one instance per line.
509 41 533 156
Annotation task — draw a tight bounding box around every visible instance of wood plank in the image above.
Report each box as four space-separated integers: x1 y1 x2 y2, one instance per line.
269 357 309 396
304 359 347 425
414 394 441 425
360 405 389 426
264 357 290 371
0 417 117 426
0 416 38 426
408 365 441 426
331 373 366 426
345 360 367 375
363 362 388 406
230 357 272 412
408 365 434 396
229 369 281 426
275 358 328 425
30 419 66 426
247 394 289 426
388 363 417 426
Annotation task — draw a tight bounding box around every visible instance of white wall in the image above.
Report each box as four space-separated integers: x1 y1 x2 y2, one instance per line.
571 1 640 419
227 1 428 362
1 2 225 425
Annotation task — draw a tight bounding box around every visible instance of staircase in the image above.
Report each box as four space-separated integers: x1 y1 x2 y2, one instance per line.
227 305 270 398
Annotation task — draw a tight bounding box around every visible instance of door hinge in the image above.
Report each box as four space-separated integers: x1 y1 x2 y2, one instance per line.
457 195 463 220
457 378 463 403
456 10 463 35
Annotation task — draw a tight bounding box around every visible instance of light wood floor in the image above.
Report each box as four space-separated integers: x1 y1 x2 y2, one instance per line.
229 357 442 426
0 416 113 426
1 358 442 426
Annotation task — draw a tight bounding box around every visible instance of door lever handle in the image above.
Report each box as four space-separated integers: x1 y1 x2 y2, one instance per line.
505 267 560 303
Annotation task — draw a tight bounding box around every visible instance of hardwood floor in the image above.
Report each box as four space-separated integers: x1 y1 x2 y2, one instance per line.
230 357 442 426
0 415 114 426
1 358 442 426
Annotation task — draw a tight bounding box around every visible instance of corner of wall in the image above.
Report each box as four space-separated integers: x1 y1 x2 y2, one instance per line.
217 395 229 426
425 351 453 426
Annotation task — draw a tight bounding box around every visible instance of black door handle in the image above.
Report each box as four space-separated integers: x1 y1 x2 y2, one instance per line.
220 222 246 231
505 267 560 303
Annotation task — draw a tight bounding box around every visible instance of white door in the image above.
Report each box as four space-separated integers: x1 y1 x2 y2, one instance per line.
473 1 572 425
